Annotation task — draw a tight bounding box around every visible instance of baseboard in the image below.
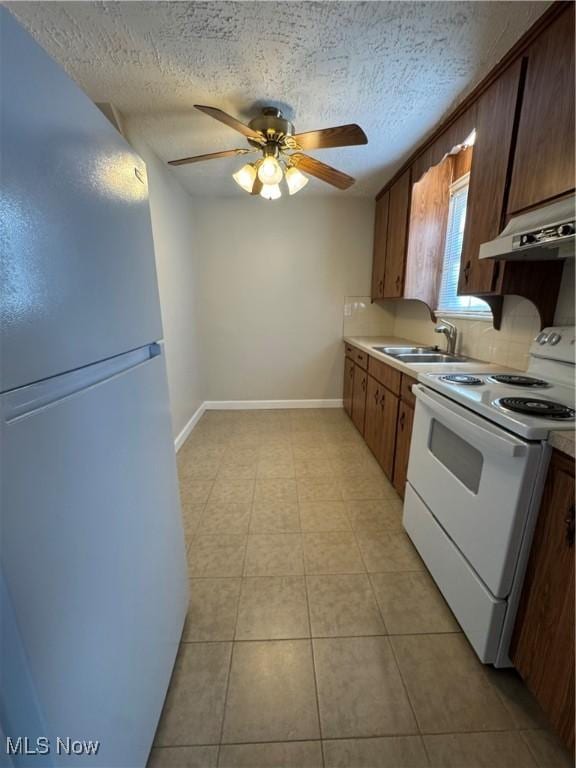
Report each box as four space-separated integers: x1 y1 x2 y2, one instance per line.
203 399 344 410
174 399 343 450
174 402 206 452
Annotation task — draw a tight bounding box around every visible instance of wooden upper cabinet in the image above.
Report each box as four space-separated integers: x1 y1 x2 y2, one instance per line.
507 4 575 214
371 192 389 299
383 170 411 298
459 60 523 296
510 450 575 751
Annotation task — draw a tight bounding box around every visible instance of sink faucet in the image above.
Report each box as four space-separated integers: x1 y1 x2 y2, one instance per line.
435 318 458 355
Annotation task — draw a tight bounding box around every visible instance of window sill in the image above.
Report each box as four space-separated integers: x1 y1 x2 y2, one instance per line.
435 310 493 322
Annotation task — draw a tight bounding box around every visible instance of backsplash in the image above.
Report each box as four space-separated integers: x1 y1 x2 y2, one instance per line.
344 261 575 372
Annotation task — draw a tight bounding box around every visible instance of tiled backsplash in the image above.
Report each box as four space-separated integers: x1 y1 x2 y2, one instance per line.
344 261 575 372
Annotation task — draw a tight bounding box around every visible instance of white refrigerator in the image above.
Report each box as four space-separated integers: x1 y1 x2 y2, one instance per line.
0 9 188 767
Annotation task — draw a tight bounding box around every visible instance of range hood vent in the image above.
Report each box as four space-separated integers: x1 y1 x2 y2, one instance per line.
479 196 575 260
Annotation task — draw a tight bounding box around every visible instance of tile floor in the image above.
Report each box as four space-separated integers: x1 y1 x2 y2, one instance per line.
148 408 572 768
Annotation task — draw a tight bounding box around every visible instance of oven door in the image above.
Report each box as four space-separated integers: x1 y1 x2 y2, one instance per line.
407 385 544 598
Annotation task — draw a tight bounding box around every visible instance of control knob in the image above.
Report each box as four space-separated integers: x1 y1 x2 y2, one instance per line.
548 333 561 345
536 332 549 345
521 233 538 245
557 223 575 237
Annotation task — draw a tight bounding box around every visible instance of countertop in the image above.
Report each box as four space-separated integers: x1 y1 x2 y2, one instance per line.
548 431 576 459
343 335 510 378
344 335 575 459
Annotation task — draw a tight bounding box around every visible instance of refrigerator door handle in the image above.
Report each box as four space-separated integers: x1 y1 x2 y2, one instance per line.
3 344 162 423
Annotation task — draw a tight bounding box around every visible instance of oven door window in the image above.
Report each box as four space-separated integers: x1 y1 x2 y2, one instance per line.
429 419 483 493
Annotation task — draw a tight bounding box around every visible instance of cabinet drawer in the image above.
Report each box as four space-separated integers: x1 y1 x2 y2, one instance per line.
401 374 418 407
345 344 368 369
368 356 401 395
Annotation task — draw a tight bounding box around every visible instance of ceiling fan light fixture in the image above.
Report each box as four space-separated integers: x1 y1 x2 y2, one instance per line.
260 183 282 201
285 166 309 195
257 156 283 185
232 162 257 192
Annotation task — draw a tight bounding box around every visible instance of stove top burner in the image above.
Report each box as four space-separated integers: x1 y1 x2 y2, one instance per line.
496 397 575 419
441 374 483 386
488 374 549 388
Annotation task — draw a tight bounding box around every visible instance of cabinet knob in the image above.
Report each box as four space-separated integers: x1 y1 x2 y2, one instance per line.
395 274 401 288
399 412 405 429
463 260 471 283
362 378 366 391
379 279 383 293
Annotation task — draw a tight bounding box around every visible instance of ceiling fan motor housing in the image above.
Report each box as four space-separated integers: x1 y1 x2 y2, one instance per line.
247 107 294 147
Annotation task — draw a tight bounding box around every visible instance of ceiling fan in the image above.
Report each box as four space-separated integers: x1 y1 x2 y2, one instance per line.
167 105 368 200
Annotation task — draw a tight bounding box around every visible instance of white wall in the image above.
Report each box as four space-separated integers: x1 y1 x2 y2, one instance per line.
125 125 204 436
193 196 375 401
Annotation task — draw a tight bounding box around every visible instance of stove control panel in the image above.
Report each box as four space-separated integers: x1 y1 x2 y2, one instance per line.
531 327 576 363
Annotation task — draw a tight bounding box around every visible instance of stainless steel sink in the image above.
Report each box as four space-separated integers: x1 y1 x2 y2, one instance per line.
393 353 470 364
372 346 436 355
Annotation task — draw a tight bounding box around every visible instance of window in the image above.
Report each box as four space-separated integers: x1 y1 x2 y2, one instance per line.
437 174 491 317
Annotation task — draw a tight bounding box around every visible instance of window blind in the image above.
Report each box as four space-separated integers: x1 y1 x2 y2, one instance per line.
437 180 491 316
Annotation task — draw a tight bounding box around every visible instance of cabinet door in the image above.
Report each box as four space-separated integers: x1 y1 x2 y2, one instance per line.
510 451 575 751
351 365 367 435
507 5 575 214
392 402 414 497
343 357 355 417
377 387 399 480
384 170 411 298
459 61 523 295
371 192 389 299
364 375 382 458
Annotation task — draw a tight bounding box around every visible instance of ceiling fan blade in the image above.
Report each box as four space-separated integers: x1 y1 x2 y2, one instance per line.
194 105 262 139
290 153 355 190
168 148 252 166
292 124 367 150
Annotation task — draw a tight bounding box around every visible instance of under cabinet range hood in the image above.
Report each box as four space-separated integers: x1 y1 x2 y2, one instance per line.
479 195 575 260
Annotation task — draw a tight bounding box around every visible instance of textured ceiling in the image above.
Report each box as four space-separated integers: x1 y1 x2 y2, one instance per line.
8 1 549 198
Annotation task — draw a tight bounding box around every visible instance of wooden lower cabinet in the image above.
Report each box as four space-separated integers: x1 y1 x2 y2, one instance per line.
364 375 399 479
343 357 355 417
392 400 415 498
510 450 575 752
351 363 367 434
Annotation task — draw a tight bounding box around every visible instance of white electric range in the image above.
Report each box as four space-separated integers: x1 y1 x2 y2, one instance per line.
403 326 575 667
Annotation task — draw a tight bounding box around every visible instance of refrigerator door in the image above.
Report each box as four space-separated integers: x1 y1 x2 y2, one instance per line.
0 346 188 767
0 9 163 393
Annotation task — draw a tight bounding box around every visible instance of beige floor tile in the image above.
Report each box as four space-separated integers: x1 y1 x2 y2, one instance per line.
147 746 218 768
299 501 351 532
256 458 295 479
182 579 241 642
218 741 322 768
220 447 260 465
217 463 258 480
254 479 298 504
370 571 459 634
323 736 429 767
313 636 418 738
330 457 383 479
178 458 221 481
520 729 574 768
297 478 343 502
294 458 335 477
179 479 214 505
154 643 232 746
179 503 205 541
292 444 329 461
345 499 403 531
356 530 424 572
250 501 301 533
307 574 386 637
244 534 304 576
198 502 252 535
235 576 310 640
303 533 365 574
208 479 255 504
339 475 397 500
291 431 327 448
222 640 320 743
484 668 549 730
187 535 247 578
424 731 537 767
179 444 226 461
257 444 293 460
391 634 515 733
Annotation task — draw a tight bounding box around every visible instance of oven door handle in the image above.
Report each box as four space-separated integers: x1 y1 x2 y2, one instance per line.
414 385 528 458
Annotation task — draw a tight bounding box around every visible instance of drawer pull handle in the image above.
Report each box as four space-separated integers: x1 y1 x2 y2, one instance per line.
566 504 575 548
